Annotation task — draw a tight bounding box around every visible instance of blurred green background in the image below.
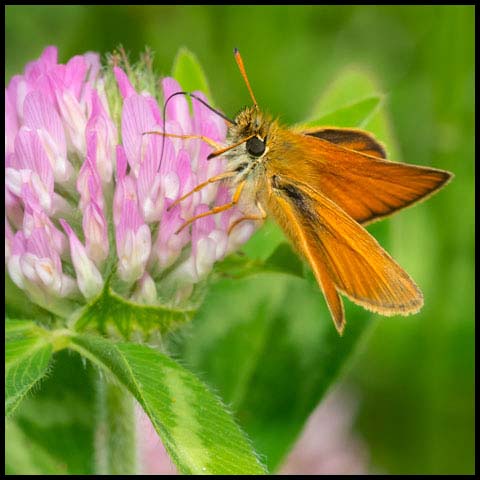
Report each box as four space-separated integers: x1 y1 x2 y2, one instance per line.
6 5 474 475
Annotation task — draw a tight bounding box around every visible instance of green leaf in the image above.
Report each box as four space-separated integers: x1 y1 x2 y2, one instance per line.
172 47 212 99
7 350 97 474
304 95 383 129
241 219 287 260
307 65 400 160
68 334 267 475
73 283 196 339
178 274 375 471
5 319 53 417
215 242 304 280
5 419 67 474
310 66 383 117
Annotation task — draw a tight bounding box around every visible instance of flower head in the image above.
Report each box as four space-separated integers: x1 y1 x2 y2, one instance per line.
5 47 257 320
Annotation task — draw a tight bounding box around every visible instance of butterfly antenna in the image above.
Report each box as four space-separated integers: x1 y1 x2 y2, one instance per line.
234 48 258 107
158 91 235 168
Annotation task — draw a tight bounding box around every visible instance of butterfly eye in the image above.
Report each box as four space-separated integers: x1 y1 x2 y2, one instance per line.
246 136 266 157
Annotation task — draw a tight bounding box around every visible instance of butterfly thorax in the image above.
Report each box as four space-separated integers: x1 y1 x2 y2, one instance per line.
225 107 282 174
217 106 279 210
231 106 273 139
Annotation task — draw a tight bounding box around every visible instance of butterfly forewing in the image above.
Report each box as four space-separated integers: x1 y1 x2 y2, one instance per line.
269 129 452 226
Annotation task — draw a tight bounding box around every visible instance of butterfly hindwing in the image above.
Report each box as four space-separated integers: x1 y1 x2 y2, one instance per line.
266 174 424 332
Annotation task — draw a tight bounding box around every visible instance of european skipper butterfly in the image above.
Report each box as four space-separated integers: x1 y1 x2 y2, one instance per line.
152 49 453 334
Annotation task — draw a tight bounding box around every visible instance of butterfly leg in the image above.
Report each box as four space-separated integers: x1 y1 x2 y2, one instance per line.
175 180 246 234
227 202 267 235
168 171 237 211
207 135 255 160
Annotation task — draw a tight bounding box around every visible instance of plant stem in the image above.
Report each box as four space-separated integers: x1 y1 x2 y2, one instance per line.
95 373 137 474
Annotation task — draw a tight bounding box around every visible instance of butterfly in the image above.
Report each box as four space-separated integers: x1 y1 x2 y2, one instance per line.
152 49 453 334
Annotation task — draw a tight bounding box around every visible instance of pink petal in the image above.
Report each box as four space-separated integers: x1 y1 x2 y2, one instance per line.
22 189 66 255
86 90 117 183
60 218 103 299
14 127 54 191
172 149 197 215
83 52 101 84
114 146 139 226
24 222 62 276
53 86 87 154
5 218 15 260
39 46 58 68
23 90 66 154
191 204 216 256
121 94 157 176
116 198 143 246
136 134 164 221
24 46 58 84
162 77 191 135
146 95 163 125
191 90 227 141
77 133 103 209
64 55 87 99
5 88 19 156
116 145 128 181
225 217 256 255
5 185 24 230
6 75 24 121
115 199 151 283
114 66 136 99
83 200 109 265
155 204 190 269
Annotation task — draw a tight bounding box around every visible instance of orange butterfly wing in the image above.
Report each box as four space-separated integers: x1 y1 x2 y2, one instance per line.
265 175 424 333
302 127 387 158
270 128 452 225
